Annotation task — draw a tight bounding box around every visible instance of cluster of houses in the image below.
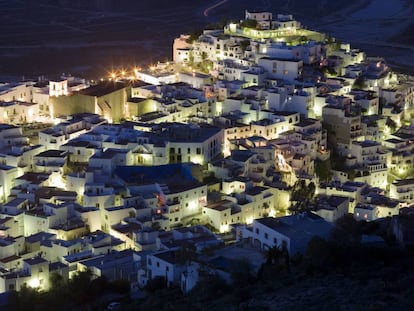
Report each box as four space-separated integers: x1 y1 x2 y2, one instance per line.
0 10 414 294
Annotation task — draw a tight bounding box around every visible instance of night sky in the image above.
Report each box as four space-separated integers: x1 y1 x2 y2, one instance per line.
0 0 413 79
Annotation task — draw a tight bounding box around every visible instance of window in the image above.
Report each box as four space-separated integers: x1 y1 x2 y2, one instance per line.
196 148 201 155
156 262 160 267
265 233 268 239
255 228 259 234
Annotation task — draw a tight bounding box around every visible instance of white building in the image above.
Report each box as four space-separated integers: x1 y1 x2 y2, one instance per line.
313 195 349 222
0 82 34 103
146 250 192 287
239 212 333 255
258 57 303 82
390 178 414 204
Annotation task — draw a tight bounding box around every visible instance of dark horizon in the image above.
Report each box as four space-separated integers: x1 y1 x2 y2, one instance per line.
0 0 413 80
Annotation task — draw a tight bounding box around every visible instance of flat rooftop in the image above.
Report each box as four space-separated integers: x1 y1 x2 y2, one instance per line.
80 82 126 97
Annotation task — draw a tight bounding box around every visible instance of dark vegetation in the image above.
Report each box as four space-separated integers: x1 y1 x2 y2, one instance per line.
7 270 130 311
10 215 414 310
288 180 316 214
129 216 414 310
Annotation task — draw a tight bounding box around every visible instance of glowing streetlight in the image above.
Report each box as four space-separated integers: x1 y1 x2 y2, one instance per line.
29 278 40 288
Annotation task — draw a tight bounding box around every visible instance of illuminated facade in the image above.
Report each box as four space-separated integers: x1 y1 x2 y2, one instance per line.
202 185 275 233
238 212 333 255
1 8 414 295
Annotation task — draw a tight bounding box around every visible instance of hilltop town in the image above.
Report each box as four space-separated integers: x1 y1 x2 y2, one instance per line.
1 9 414 309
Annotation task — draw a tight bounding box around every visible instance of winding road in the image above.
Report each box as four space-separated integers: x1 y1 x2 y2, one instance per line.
203 0 229 17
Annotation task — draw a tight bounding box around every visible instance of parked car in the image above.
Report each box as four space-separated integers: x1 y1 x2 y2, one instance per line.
106 301 121 311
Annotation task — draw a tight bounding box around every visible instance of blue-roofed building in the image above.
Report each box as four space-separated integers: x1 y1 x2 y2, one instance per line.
114 163 197 185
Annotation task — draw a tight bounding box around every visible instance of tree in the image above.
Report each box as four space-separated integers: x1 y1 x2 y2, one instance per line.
188 51 194 64
8 285 40 311
315 160 332 182
264 246 290 271
305 236 332 271
335 39 342 50
239 40 250 52
265 246 284 265
230 258 253 287
145 276 167 293
49 272 64 290
289 180 316 214
386 117 397 133
331 214 362 245
352 75 366 89
240 19 258 29
191 271 229 297
68 269 94 305
46 273 68 310
186 29 202 44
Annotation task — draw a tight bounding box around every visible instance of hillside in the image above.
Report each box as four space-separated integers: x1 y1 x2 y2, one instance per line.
2 0 412 78
128 244 414 311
